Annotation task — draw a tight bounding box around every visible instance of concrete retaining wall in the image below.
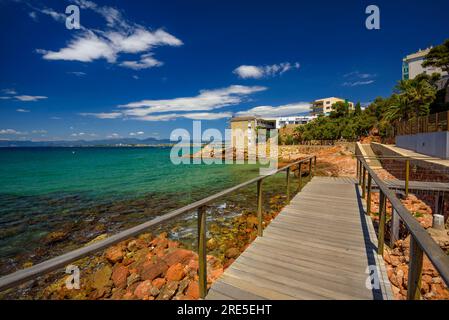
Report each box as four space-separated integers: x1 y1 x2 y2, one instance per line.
395 131 449 159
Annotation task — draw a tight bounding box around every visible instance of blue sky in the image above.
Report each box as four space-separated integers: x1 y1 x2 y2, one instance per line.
0 0 448 141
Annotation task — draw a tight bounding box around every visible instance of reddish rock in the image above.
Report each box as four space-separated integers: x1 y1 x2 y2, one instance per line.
163 249 197 267
223 258 235 269
122 291 135 300
43 231 68 245
140 260 168 281
173 294 191 300
157 281 178 300
168 240 179 248
185 281 200 300
187 259 199 271
134 280 153 299
111 265 129 289
431 284 449 299
225 247 239 259
209 267 223 282
152 278 166 289
166 263 185 281
126 273 140 287
105 246 124 264
110 289 125 300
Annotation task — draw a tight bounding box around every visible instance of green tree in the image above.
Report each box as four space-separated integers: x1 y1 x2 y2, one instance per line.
329 101 350 119
422 39 449 103
354 102 362 115
385 78 436 121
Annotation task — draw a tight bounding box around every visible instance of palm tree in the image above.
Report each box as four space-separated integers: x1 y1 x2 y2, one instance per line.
385 78 436 122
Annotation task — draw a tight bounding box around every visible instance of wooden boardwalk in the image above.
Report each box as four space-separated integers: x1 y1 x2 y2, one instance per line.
206 176 393 300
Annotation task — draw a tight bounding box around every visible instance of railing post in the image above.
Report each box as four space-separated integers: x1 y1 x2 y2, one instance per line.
257 179 263 237
366 174 372 215
286 167 291 203
197 205 207 299
378 191 387 255
313 156 316 176
405 159 410 197
356 159 360 181
407 236 423 300
309 157 313 180
298 163 302 190
359 160 363 185
390 209 400 247
361 167 366 199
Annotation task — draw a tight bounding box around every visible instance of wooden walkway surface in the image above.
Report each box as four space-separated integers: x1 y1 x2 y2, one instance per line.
206 176 393 300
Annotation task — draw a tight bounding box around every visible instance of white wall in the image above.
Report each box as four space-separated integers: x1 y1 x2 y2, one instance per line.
396 131 449 159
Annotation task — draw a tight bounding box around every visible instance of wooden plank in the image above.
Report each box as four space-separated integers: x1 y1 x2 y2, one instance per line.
206 177 392 300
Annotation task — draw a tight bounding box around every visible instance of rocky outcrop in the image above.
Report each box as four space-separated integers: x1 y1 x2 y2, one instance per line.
384 236 449 300
38 232 224 300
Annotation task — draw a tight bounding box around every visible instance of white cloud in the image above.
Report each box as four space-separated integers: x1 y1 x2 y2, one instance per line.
68 71 87 77
136 112 232 122
0 97 11 100
79 85 264 123
0 129 27 135
40 32 116 62
71 132 96 137
133 75 139 80
32 130 47 134
129 131 144 136
234 62 300 79
34 1 182 70
107 133 121 138
342 80 375 87
15 95 48 102
343 71 376 79
79 112 122 119
120 54 162 70
2 88 17 95
29 11 38 21
237 102 311 117
16 109 30 113
121 85 267 115
342 71 376 87
50 116 61 120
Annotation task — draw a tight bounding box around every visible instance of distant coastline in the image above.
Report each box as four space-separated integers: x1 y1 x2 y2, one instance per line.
0 137 173 148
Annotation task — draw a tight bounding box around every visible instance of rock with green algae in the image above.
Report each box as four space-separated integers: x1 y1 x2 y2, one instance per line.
90 264 112 298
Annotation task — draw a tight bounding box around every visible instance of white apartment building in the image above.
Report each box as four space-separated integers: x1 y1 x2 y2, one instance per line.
272 116 317 128
402 47 448 80
311 97 354 115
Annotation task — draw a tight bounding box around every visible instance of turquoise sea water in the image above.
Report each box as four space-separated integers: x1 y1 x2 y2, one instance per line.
0 147 273 274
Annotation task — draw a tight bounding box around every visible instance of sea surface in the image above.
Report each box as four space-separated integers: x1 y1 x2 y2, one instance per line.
0 147 288 275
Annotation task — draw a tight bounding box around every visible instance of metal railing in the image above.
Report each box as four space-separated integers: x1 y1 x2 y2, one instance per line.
356 144 449 300
0 155 316 299
395 110 449 136
361 154 449 195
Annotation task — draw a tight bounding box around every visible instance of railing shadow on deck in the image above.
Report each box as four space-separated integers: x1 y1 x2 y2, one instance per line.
353 183 385 300
0 155 316 299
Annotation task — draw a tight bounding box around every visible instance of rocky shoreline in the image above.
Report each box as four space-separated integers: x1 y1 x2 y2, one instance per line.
0 190 290 300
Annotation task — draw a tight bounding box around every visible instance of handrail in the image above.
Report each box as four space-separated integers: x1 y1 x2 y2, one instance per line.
0 155 316 298
355 143 449 300
357 155 445 161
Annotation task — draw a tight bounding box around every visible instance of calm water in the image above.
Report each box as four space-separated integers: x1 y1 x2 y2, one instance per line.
0 147 269 274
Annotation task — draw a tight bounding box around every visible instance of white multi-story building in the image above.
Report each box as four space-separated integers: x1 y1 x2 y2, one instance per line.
402 47 448 80
271 116 317 128
311 97 354 116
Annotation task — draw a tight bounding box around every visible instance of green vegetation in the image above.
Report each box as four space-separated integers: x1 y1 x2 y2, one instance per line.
291 38 449 143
